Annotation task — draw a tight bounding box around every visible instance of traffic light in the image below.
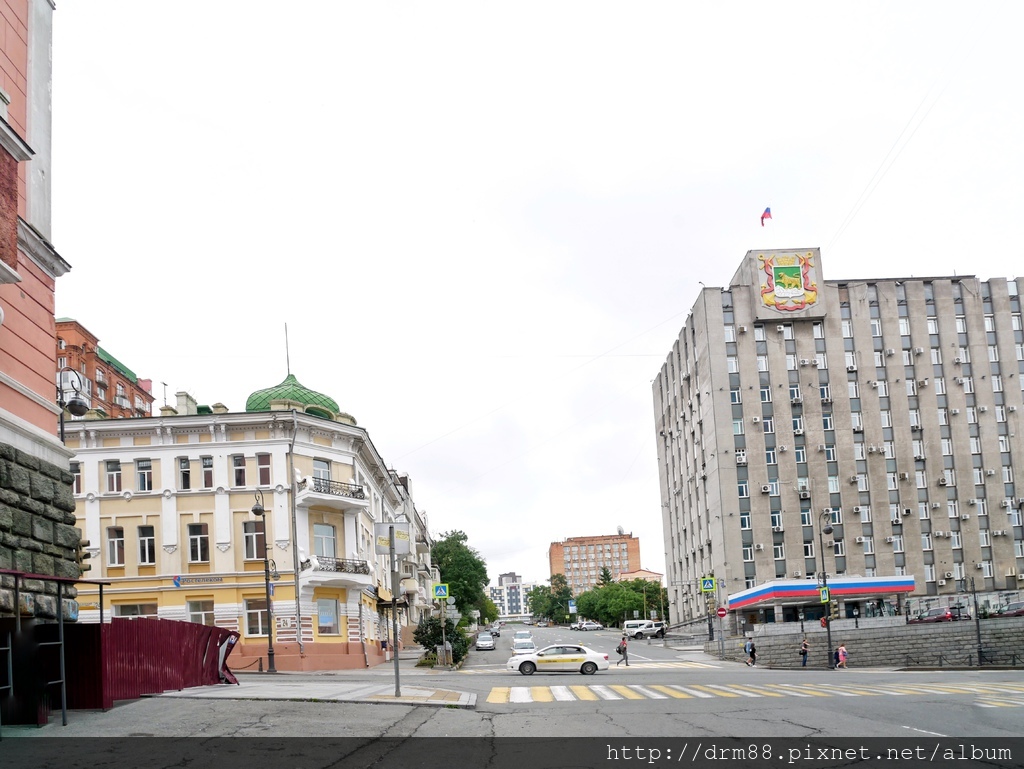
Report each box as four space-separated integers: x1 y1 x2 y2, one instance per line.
76 539 92 574
830 601 840 620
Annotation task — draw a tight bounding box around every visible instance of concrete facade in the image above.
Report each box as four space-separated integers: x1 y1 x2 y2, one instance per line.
655 249 1024 627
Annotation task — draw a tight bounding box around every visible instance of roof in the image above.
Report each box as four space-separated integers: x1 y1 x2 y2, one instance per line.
95 346 139 384
245 373 340 415
727 576 916 611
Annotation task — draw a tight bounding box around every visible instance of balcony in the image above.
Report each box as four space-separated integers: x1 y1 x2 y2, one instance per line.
295 476 370 514
313 556 370 575
301 554 374 598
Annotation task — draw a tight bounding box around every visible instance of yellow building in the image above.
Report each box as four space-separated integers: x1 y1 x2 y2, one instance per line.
64 376 438 671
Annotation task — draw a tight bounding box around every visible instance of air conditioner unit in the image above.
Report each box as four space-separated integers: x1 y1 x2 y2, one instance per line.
967 498 978 506
855 536 866 544
886 348 895 356
938 579 946 586
811 359 821 367
760 484 772 493
853 425 863 433
891 516 902 524
868 446 878 453
791 397 803 405
993 530 1006 537
1009 405 1018 412
772 526 785 533
1002 500 1013 508
902 508 912 516
899 472 909 480
1018 498 1024 506
979 406 988 413
944 571 954 579
752 416 761 423
938 477 948 485
779 445 788 452
871 381 880 389
738 325 748 334
736 457 748 466
793 428 805 435
777 325 786 333
914 347 924 355
961 514 970 520
792 570 802 577
931 503 941 509
986 469 995 476
754 543 765 551
799 491 811 500
817 444 826 451
918 379 929 387
821 397 832 404
934 530 946 537
799 359 811 366
975 563 984 569
1018 574 1024 582
885 536 895 543
915 454 925 461
849 476 859 484
853 506 863 513
950 409 960 415
911 425 922 431
955 378 965 385
847 365 857 372
953 357 962 364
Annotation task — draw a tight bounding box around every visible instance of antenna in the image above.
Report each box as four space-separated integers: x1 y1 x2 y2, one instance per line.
617 526 624 536
161 382 168 407
285 323 291 375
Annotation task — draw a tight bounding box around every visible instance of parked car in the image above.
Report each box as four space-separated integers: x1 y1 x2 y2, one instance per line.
536 620 548 627
507 644 609 676
510 638 537 656
908 606 972 623
578 621 603 631
994 601 1024 617
476 632 495 651
569 621 580 630
623 619 664 639
490 625 501 636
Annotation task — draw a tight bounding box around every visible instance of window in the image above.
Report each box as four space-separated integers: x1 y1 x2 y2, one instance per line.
931 348 943 365
202 456 214 488
822 413 834 431
862 537 874 555
757 355 769 372
314 523 337 558
765 448 777 465
724 325 736 343
794 446 806 463
824 444 837 462
313 458 331 482
992 375 1003 392
107 526 125 566
232 455 246 487
114 603 157 619
955 316 967 333
258 453 272 486
730 388 742 404
188 523 210 563
740 512 751 530
828 507 843 525
733 419 744 435
989 346 1000 363
773 543 786 560
762 417 775 433
760 386 772 403
859 505 871 523
317 598 340 635
754 326 766 341
832 539 846 556
800 510 812 526
70 461 82 494
245 598 270 636
887 473 899 491
243 521 266 560
742 545 754 562
737 480 749 498
138 525 156 565
727 357 739 373
179 458 191 490
871 319 882 337
106 461 122 493
188 600 215 626
136 459 152 492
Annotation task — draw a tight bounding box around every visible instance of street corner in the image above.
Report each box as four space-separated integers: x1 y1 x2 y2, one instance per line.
366 687 477 709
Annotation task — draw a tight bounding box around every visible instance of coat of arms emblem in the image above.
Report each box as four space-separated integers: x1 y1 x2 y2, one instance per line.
759 252 818 311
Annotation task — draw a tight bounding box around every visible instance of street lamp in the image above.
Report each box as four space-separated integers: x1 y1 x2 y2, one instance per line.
817 510 835 669
57 366 89 443
251 490 277 673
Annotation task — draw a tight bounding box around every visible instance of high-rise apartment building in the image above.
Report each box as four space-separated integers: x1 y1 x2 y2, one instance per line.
549 532 641 594
56 319 155 419
488 571 535 619
654 249 1024 623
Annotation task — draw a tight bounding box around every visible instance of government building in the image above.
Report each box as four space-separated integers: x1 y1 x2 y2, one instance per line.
63 376 437 671
653 249 1023 627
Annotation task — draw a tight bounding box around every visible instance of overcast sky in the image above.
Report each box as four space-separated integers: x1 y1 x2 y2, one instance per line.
50 3 1023 587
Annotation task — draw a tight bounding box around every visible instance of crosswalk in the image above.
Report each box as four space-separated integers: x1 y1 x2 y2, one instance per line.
461 660 719 674
485 681 1024 705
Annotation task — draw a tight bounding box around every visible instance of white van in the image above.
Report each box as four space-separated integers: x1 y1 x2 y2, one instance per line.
623 620 656 639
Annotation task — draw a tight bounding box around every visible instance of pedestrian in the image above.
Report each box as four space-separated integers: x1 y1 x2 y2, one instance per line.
800 637 809 667
748 641 757 667
837 643 848 669
616 633 630 666
743 638 753 666
832 647 840 669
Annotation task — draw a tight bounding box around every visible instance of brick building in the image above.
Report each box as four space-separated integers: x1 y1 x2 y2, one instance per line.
548 532 641 595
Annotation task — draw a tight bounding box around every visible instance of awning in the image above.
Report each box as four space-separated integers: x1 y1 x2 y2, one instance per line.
727 575 916 611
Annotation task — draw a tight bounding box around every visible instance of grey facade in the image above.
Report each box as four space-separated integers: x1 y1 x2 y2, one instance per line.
654 249 1024 623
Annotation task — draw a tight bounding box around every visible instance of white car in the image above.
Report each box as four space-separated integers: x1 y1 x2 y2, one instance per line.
513 630 534 642
476 632 495 651
507 644 609 676
578 621 603 631
510 638 537 656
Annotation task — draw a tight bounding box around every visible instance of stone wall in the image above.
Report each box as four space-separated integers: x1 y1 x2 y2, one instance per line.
709 617 1024 668
0 443 81 619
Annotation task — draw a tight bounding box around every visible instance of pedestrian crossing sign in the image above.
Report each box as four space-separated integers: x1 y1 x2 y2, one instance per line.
433 583 449 598
819 587 830 603
701 577 716 592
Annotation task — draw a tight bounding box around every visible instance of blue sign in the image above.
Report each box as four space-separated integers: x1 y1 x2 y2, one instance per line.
701 578 716 593
433 583 449 598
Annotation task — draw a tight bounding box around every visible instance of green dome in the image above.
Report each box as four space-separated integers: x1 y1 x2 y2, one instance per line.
245 374 340 415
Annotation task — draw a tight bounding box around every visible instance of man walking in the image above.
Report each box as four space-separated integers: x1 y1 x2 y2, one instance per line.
800 637 809 667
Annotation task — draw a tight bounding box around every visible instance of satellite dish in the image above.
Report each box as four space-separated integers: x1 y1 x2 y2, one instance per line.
617 526 624 536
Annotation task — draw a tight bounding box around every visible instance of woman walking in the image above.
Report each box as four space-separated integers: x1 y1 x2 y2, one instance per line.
837 643 848 669
616 633 630 666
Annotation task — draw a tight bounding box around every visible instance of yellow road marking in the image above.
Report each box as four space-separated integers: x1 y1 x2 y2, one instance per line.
530 686 553 702
609 685 645 700
570 685 600 701
690 684 740 698
775 684 830 697
650 685 693 698
487 687 510 703
729 684 784 697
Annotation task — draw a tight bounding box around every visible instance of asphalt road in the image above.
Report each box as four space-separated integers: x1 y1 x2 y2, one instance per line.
8 624 1024 739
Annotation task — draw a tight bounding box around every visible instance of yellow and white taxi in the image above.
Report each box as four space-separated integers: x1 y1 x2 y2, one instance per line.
506 643 609 676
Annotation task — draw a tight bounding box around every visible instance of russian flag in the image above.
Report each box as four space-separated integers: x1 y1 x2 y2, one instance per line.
761 207 772 227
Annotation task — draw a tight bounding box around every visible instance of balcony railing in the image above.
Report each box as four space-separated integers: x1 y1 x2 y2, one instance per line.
304 477 367 500
314 556 370 575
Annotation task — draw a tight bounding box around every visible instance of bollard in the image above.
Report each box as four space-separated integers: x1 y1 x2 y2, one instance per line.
259 657 264 673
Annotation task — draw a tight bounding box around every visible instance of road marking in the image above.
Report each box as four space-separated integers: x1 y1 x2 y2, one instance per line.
689 684 739 698
608 685 646 700
590 685 622 700
650 684 693 698
669 685 714 698
530 686 553 702
487 687 510 703
570 685 600 701
550 686 575 701
509 687 533 703
630 685 668 699
772 684 829 697
729 684 784 697
704 684 761 698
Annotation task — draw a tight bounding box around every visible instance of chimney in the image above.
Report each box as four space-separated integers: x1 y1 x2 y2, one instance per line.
175 391 198 416
211 403 229 414
159 405 178 417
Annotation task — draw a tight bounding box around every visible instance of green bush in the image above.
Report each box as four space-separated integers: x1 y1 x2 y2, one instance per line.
413 615 469 664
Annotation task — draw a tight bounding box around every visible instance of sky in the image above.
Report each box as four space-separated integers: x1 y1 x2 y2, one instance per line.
50 2 1024 586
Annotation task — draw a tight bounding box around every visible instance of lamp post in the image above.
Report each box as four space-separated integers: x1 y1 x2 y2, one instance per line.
960 576 983 666
251 490 276 673
817 510 835 669
56 366 89 443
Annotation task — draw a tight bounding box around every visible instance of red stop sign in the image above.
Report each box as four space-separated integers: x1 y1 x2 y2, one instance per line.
716 607 727 618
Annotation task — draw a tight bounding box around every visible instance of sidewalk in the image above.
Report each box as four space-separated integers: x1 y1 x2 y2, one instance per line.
151 646 476 709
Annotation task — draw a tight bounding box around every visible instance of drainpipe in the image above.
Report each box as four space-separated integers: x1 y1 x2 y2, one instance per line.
288 410 304 656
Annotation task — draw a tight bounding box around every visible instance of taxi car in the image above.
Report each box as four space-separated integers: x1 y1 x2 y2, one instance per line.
507 643 609 676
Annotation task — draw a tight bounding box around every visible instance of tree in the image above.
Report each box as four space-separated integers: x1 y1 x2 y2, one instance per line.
597 567 614 587
548 573 573 623
413 615 469 664
526 583 552 619
476 596 499 625
431 530 488 613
